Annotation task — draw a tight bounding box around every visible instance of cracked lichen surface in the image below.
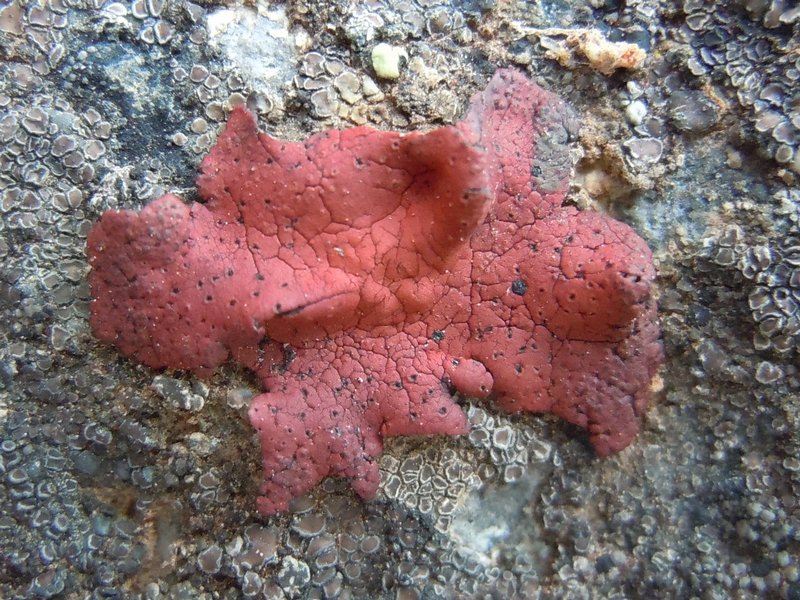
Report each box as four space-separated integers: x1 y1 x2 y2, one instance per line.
87 70 662 515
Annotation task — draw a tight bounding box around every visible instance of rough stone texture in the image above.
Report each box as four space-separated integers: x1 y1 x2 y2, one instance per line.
2 0 799 598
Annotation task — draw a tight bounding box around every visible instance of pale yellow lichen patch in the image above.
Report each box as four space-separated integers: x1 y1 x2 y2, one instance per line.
519 27 646 76
565 29 645 75
371 43 408 80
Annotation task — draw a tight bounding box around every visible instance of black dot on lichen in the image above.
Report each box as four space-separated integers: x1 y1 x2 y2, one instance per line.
431 329 445 342
511 279 528 296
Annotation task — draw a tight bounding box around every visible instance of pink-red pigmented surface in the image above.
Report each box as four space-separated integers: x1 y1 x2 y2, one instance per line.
87 70 663 515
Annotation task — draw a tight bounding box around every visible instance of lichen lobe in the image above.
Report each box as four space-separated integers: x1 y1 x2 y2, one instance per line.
87 69 663 515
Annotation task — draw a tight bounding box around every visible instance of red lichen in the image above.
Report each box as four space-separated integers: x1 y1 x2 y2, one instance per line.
87 69 663 515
